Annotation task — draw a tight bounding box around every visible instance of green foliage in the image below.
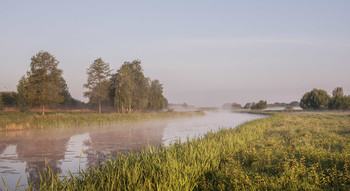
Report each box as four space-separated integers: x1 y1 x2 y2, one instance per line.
110 60 167 113
300 88 331 110
130 60 150 111
16 76 30 112
26 51 66 115
27 112 350 190
83 58 112 113
110 62 133 113
148 80 165 110
329 87 350 110
0 92 17 107
251 100 267 110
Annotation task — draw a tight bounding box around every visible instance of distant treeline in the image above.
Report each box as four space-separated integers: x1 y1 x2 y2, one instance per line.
244 100 268 110
224 101 298 110
225 87 350 111
0 51 167 114
243 101 299 110
267 101 300 107
222 103 242 108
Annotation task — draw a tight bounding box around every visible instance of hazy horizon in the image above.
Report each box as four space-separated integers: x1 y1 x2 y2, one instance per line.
1 1 349 107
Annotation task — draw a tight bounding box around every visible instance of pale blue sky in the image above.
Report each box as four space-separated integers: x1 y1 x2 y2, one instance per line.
0 1 349 106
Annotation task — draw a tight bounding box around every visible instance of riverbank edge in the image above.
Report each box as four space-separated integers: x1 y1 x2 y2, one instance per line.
28 111 350 190
0 111 205 131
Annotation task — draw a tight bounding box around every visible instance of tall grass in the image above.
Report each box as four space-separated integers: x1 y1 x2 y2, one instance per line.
0 111 204 131
25 112 350 190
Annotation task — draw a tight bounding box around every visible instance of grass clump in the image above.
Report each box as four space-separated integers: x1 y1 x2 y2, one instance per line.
27 112 350 190
0 111 204 131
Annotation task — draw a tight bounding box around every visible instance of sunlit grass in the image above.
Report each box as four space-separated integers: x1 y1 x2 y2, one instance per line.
0 111 204 131
24 112 350 190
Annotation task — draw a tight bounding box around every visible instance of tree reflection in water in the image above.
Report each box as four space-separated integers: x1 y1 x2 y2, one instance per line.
83 121 167 167
0 121 167 189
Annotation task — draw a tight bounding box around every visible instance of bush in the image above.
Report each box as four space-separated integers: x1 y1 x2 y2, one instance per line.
300 88 330 110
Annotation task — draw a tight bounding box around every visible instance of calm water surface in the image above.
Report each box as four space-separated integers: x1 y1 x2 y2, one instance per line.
0 110 265 190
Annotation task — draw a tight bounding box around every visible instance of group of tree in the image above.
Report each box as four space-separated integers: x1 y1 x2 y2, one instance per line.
7 51 167 115
84 59 167 113
300 87 350 110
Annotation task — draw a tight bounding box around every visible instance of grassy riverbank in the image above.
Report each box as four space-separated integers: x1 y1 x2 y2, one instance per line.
0 111 204 131
26 112 350 190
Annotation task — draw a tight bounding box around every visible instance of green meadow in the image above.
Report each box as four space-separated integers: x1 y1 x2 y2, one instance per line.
22 112 350 190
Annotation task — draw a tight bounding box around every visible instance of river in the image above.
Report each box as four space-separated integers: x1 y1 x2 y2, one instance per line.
0 110 265 190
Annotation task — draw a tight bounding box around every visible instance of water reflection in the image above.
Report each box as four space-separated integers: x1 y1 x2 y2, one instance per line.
0 144 26 189
0 111 265 190
0 121 168 190
17 134 69 184
59 133 90 176
0 129 77 189
83 122 167 167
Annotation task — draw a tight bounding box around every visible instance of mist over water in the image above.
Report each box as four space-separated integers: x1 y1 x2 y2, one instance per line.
0 110 265 190
162 110 265 145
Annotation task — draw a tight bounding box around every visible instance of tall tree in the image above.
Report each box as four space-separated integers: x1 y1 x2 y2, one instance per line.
26 51 66 115
130 60 149 111
300 88 330 110
83 58 111 114
108 73 118 112
17 76 30 111
148 80 165 110
113 63 134 113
